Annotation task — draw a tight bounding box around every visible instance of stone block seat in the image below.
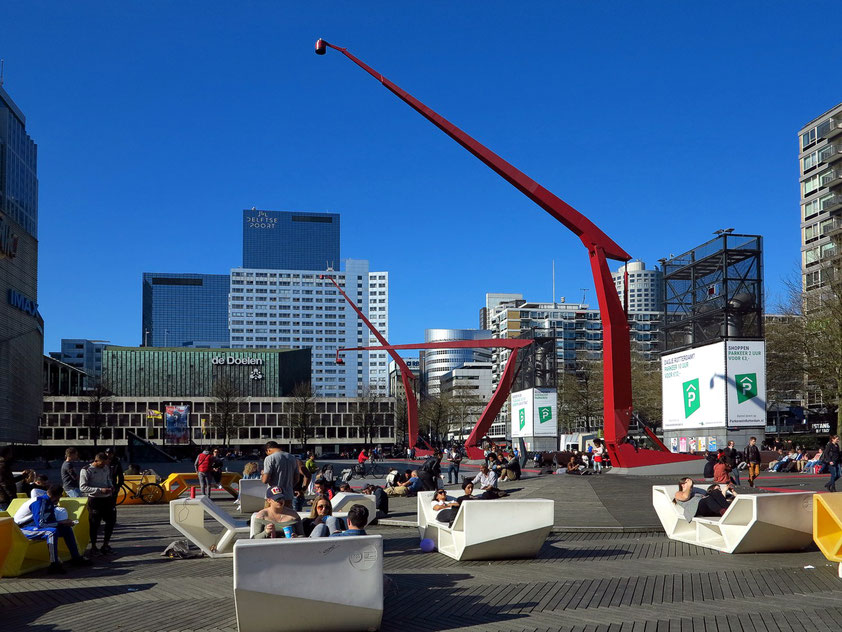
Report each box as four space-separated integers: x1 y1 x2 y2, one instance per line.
169 497 249 558
416 491 554 561
652 485 814 554
237 479 268 514
233 535 383 632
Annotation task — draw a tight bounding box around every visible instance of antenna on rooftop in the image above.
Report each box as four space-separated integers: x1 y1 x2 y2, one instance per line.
580 288 589 304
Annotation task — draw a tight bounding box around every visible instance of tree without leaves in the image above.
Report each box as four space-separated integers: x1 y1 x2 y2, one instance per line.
353 386 384 447
209 377 244 449
557 361 604 433
290 381 317 450
419 395 450 444
84 375 113 449
630 357 662 428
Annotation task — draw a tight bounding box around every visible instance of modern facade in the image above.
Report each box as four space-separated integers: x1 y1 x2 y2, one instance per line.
141 273 230 348
39 394 396 450
799 103 842 294
228 259 389 398
43 356 86 396
440 361 493 438
103 346 310 398
480 293 523 330
0 85 42 444
388 356 421 401
420 329 492 397
612 261 663 313
243 209 340 271
52 339 107 387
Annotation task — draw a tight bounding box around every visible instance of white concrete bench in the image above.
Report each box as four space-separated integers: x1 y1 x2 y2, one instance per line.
237 479 268 514
652 485 814 554
416 491 553 561
233 535 383 632
170 497 250 558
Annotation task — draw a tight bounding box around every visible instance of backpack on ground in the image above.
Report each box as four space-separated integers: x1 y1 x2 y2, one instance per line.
161 539 201 559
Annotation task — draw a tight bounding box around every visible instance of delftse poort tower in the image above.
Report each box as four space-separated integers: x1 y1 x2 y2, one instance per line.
0 85 42 443
242 209 340 271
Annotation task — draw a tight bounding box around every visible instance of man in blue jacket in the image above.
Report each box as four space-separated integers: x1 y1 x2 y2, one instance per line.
20 485 91 573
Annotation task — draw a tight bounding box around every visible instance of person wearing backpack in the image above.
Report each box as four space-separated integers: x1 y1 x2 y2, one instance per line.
194 448 214 498
417 450 442 491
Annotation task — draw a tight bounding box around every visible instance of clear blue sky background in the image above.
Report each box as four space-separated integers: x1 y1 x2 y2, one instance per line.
1 2 834 352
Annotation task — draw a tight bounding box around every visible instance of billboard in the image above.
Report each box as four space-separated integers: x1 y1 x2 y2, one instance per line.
662 340 766 431
165 405 190 445
510 387 558 438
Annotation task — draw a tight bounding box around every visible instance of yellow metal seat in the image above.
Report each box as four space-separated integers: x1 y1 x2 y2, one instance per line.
814 493 842 570
0 498 90 577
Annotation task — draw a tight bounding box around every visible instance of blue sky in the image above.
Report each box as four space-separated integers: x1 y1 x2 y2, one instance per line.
1 2 834 352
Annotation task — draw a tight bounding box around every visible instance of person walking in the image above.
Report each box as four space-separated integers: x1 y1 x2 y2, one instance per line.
822 435 841 492
194 448 214 498
447 449 462 485
80 452 116 555
261 441 299 507
744 437 762 488
723 440 740 486
61 448 82 497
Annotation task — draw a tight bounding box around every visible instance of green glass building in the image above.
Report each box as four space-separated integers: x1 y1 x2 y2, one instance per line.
103 347 310 398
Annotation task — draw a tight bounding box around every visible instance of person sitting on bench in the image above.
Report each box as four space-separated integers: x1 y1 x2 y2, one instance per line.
19 485 91 574
432 488 460 524
695 484 736 517
252 487 304 539
330 504 368 537
385 470 421 496
472 464 506 497
303 494 345 537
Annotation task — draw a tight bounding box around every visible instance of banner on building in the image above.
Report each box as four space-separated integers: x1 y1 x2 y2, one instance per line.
165 405 190 445
510 387 558 438
147 409 163 420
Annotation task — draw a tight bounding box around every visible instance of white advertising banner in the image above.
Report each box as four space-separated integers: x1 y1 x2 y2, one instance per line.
725 341 766 427
510 388 558 438
510 389 533 438
661 342 727 430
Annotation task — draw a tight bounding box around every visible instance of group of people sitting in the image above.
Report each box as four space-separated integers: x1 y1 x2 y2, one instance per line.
672 477 737 519
251 487 369 539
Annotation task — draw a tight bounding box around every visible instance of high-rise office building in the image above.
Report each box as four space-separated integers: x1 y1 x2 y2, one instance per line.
799 104 842 294
480 293 523 329
243 209 340 271
141 273 230 348
420 329 492 397
0 85 42 443
228 259 389 397
611 261 663 313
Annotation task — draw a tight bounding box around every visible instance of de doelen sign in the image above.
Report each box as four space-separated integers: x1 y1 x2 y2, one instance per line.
662 340 766 431
211 356 265 366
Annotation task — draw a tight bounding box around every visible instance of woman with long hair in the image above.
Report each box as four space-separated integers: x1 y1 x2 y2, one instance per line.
302 494 345 537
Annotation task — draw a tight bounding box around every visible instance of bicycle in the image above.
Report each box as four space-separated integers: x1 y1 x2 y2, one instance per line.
352 462 387 479
116 469 166 505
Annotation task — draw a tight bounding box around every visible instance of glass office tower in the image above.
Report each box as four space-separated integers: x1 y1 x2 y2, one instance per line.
243 209 340 271
141 273 230 348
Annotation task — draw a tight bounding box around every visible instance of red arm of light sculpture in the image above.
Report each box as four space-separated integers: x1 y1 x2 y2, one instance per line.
316 39 643 466
320 274 423 449
337 339 533 459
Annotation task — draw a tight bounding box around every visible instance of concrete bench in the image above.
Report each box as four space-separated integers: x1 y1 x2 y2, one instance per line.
0 498 90 577
652 485 814 553
169 497 249 558
416 491 553 561
237 479 268 514
233 535 383 632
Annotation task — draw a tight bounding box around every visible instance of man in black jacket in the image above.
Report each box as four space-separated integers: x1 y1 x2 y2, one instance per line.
744 437 762 488
822 435 841 492
416 450 442 492
723 440 741 486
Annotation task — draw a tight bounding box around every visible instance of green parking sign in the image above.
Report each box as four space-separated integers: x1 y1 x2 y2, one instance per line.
518 408 526 430
538 406 552 424
736 373 757 403
683 378 700 418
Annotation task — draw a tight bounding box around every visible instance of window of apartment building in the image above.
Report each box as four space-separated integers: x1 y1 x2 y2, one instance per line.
803 127 818 150
804 150 820 172
803 174 821 197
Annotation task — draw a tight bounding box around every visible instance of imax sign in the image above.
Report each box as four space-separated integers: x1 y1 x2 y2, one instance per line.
8 289 38 318
211 356 265 366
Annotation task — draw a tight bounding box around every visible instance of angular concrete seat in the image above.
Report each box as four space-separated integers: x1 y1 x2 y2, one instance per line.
169 497 249 558
237 479 268 514
416 491 553 561
233 535 383 632
652 485 814 553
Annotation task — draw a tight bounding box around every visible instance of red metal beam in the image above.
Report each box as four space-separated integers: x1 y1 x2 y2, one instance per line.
338 339 532 457
320 274 423 449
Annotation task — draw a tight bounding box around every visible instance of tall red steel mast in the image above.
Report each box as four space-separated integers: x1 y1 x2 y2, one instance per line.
315 39 698 468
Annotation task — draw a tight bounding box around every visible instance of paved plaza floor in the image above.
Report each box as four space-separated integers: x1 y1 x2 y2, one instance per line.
3 469 841 632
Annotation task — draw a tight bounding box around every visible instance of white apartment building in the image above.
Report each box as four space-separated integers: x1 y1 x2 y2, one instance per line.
228 259 389 398
611 260 663 313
